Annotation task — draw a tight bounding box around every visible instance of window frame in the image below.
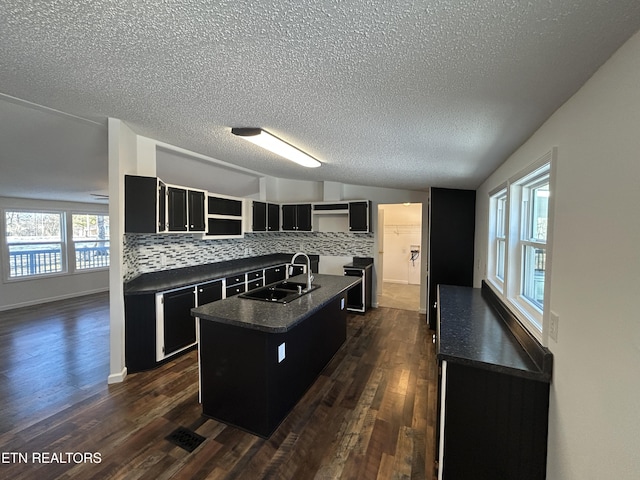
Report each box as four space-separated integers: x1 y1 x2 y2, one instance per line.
71 212 110 272
486 148 556 343
3 209 68 281
2 206 110 283
487 186 508 293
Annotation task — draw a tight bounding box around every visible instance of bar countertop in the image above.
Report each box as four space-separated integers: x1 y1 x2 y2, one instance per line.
437 284 552 382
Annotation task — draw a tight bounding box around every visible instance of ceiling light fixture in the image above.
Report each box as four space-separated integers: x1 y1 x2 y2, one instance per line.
231 128 321 168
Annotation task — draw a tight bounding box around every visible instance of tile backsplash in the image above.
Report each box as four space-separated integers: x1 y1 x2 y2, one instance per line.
123 232 375 281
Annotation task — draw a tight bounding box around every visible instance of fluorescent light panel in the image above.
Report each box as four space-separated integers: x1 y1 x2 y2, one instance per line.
231 128 321 168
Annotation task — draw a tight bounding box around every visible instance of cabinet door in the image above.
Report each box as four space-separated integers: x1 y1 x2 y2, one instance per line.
125 175 161 233
428 188 475 329
252 201 267 231
168 187 188 231
267 203 280 231
208 196 243 216
296 204 312 231
282 205 297 230
158 181 167 232
162 287 196 357
198 281 222 305
265 265 287 284
188 190 206 232
349 201 370 232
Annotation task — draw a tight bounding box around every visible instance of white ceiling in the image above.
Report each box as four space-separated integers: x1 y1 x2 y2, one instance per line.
1 1 640 203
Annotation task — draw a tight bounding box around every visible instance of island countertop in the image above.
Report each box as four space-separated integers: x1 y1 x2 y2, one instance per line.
191 273 361 333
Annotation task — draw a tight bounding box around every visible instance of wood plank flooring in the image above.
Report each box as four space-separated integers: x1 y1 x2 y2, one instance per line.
0 294 438 479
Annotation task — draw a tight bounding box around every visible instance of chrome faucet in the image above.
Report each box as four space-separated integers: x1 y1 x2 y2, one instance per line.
290 252 314 291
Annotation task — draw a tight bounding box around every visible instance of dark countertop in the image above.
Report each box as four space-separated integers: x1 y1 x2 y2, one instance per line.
437 284 552 382
124 254 319 295
343 256 374 268
192 273 361 333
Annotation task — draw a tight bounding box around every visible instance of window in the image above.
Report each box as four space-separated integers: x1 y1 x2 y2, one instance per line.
488 188 507 291
3 208 110 280
5 211 66 278
487 148 555 339
72 213 110 270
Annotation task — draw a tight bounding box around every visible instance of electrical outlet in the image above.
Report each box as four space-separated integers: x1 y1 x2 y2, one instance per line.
160 253 167 267
549 312 559 342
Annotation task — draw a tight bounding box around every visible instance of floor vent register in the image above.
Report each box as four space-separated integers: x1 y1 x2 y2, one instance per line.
165 426 206 453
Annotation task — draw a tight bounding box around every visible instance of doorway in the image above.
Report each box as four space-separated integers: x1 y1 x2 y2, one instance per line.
377 203 422 311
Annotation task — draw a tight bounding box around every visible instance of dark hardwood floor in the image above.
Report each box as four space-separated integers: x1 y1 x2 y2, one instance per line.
0 293 438 479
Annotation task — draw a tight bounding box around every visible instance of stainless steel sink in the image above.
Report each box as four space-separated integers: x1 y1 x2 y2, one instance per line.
239 281 320 304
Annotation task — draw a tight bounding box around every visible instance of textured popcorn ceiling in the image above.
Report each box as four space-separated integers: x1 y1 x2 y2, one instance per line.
1 0 640 199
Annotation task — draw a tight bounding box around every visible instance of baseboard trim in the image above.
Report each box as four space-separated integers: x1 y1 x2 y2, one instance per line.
0 288 109 312
108 367 128 384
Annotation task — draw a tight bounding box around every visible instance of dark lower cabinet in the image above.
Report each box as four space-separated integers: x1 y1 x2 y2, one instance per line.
162 287 196 357
199 294 347 438
124 293 157 372
265 265 287 284
439 362 550 480
197 280 223 305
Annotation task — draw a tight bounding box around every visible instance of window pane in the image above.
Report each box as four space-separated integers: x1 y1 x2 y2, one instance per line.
496 195 507 238
72 214 110 270
5 211 62 243
522 246 546 309
72 214 109 240
530 184 549 241
5 211 65 278
496 239 505 280
75 241 110 270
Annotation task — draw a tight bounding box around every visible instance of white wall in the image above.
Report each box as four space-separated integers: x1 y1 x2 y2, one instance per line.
379 203 422 284
475 31 640 480
343 184 429 312
0 196 109 311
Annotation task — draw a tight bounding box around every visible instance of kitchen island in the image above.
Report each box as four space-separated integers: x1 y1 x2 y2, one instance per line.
191 273 361 437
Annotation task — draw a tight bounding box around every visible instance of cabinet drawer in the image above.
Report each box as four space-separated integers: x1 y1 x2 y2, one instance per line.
225 274 246 286
226 284 246 297
247 270 263 280
247 279 264 291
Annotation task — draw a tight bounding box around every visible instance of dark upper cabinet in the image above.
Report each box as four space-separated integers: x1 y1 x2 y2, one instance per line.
168 187 188 232
427 188 476 329
282 204 312 231
168 187 206 232
125 175 167 233
267 203 280 231
348 201 372 232
252 201 267 231
158 182 166 232
188 190 206 232
208 196 243 216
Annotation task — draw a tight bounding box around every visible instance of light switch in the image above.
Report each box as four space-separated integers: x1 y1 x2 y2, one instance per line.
278 342 286 363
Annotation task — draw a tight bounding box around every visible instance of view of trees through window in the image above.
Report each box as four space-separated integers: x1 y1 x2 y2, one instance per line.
4 211 110 278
